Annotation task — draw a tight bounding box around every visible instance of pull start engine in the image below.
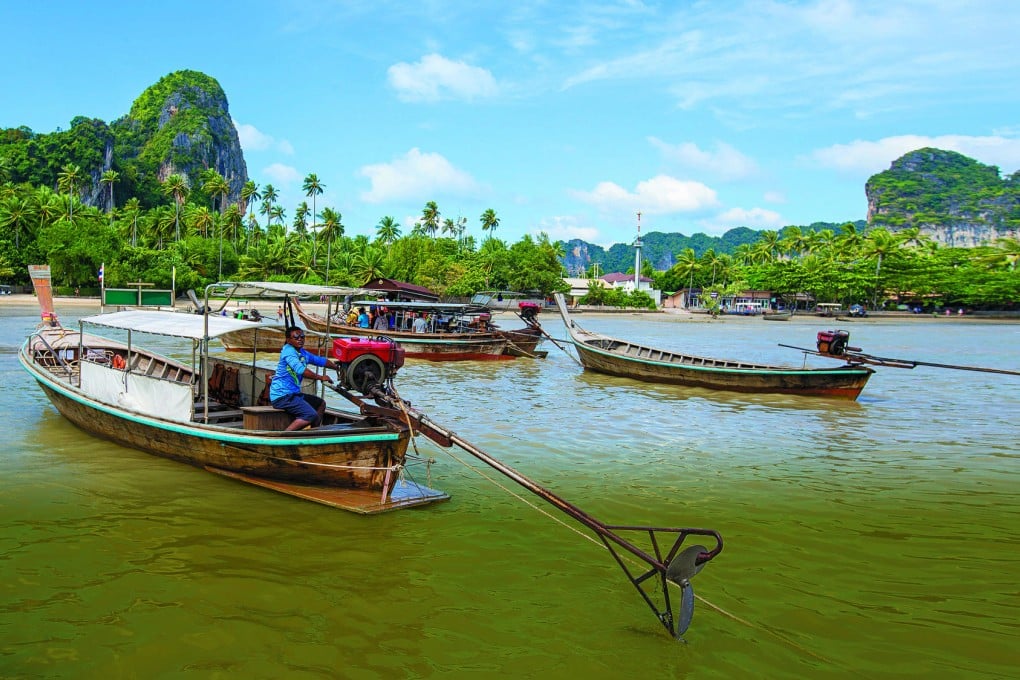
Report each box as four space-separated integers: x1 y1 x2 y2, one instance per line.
816 330 851 356
331 337 405 394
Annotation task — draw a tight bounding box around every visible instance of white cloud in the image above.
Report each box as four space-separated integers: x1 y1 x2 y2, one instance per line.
810 134 1020 176
571 175 719 214
262 163 301 185
560 3 1020 119
359 148 482 203
763 191 785 204
716 207 783 227
534 215 601 244
387 54 499 102
698 206 784 235
648 137 758 181
236 123 294 155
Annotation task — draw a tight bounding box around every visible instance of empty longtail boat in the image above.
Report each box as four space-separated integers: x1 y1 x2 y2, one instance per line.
293 298 544 361
554 293 873 400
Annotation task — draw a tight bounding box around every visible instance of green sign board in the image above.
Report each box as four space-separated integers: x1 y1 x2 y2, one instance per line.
103 288 174 307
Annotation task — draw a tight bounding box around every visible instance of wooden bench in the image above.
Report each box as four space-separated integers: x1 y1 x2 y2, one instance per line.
240 405 292 431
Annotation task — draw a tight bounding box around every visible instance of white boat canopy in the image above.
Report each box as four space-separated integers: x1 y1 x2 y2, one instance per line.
350 300 487 313
79 310 261 340
208 281 368 299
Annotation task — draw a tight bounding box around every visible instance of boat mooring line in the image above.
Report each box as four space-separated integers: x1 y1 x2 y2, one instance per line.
433 441 831 660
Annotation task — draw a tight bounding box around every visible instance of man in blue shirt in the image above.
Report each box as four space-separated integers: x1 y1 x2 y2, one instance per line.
269 326 341 431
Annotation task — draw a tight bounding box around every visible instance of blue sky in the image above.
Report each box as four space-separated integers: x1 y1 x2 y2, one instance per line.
3 1 1019 248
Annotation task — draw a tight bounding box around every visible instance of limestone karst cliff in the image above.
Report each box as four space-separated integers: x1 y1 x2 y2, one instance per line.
866 148 1020 247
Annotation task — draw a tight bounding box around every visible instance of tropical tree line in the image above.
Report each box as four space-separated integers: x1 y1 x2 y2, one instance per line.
653 224 1020 310
0 160 567 298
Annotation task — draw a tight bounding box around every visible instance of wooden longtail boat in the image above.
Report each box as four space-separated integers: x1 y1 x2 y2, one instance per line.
762 311 793 321
554 293 873 400
20 268 448 513
219 324 331 355
292 298 518 361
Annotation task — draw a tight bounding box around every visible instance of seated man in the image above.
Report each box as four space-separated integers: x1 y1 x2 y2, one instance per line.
269 326 341 431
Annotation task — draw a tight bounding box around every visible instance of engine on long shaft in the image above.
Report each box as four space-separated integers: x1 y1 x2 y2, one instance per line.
331 337 405 394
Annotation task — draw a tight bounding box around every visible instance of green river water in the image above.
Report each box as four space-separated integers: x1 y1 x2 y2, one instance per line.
1 303 1016 679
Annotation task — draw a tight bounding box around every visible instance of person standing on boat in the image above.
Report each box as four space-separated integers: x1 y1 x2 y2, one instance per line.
270 326 341 431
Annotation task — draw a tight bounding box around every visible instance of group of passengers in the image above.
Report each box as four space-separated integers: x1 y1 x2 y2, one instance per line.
342 305 433 333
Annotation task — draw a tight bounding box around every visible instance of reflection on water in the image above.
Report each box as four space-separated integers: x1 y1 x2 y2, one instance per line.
1 304 1018 678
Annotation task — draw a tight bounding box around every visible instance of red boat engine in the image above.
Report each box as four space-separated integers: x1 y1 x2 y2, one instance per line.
518 301 541 324
331 337 405 393
816 330 851 356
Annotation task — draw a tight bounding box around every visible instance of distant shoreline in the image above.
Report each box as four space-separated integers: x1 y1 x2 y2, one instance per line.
3 294 1015 324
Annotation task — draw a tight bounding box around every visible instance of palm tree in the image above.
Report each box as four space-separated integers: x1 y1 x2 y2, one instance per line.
161 173 189 242
186 205 215 239
779 226 809 259
152 205 176 249
480 208 499 240
836 222 863 253
293 201 310 239
420 201 440 237
32 186 62 227
674 248 699 307
269 205 286 228
259 182 278 229
202 171 231 279
441 217 457 238
302 173 324 264
122 197 141 246
0 195 36 249
240 180 260 218
701 249 723 286
246 212 263 248
57 164 84 223
376 216 401 244
354 246 387 284
223 204 243 249
861 228 899 308
99 170 119 220
981 236 1020 271
318 207 344 284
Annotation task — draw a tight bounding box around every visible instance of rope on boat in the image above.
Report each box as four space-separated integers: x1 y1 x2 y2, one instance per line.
390 384 437 489
262 455 401 472
503 336 538 358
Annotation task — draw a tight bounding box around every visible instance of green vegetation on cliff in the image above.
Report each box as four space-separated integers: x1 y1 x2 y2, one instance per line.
867 147 1020 233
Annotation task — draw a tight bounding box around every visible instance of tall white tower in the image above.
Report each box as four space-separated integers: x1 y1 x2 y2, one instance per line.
633 211 643 290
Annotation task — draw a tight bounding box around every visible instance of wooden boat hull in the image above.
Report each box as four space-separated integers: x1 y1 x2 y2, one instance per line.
762 313 793 321
498 327 544 357
294 300 510 361
572 341 872 398
554 294 872 400
220 326 329 354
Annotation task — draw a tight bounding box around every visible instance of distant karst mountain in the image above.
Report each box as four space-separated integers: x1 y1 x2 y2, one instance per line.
866 147 1020 247
560 223 857 275
0 70 247 211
